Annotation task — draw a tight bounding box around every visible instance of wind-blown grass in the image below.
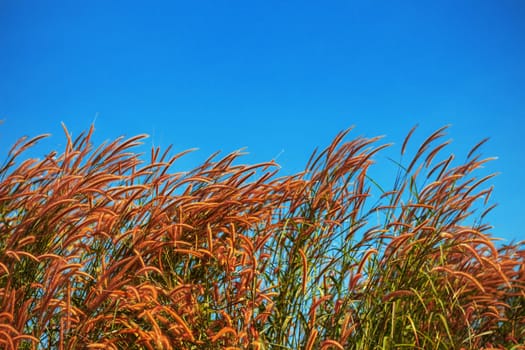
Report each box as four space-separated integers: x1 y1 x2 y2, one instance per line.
0 124 523 349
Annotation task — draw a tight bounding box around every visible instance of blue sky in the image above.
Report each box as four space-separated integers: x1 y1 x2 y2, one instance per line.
1 0 524 242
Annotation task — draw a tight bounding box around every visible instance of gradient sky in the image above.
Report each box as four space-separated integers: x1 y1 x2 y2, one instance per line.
1 0 524 242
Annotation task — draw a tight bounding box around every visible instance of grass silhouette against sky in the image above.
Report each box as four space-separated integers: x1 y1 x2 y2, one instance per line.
1 0 524 242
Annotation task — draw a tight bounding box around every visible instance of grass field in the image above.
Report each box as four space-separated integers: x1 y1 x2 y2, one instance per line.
0 124 523 349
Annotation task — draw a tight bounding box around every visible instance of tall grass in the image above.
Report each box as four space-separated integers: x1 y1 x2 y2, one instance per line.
0 124 523 349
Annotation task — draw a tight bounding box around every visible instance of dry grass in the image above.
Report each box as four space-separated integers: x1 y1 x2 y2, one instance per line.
0 124 523 349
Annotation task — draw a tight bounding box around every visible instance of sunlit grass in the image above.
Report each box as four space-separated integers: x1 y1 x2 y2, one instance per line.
0 124 523 349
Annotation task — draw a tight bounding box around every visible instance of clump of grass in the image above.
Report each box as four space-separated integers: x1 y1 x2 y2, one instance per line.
0 124 523 349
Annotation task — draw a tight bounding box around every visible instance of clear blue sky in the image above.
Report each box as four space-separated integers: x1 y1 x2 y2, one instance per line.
1 0 524 242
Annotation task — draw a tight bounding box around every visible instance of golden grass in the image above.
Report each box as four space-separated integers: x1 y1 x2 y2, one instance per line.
0 124 523 349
